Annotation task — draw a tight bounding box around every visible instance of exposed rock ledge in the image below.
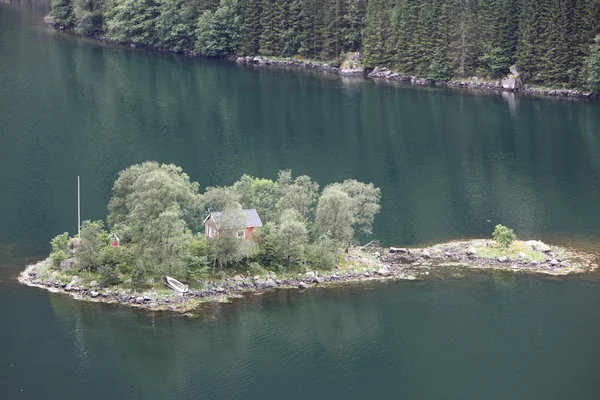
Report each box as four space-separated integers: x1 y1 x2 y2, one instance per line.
18 239 598 314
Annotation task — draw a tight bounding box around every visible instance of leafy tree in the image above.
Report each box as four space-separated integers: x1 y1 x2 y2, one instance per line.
195 0 241 56
50 232 70 268
332 179 381 236
584 35 600 92
50 0 74 26
104 0 160 45
492 224 517 248
315 186 354 245
72 0 103 34
108 162 203 231
155 0 197 51
203 186 242 213
274 209 309 267
277 170 319 220
233 174 280 223
76 220 109 272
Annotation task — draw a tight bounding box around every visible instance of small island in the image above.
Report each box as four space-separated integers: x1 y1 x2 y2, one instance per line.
19 162 598 313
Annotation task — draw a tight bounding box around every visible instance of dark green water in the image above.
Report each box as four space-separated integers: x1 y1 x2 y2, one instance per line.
2 2 600 399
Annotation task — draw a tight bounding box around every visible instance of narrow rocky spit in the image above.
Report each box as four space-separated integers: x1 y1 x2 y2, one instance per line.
18 239 598 314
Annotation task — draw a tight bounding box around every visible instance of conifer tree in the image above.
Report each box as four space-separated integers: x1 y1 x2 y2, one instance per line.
363 0 392 67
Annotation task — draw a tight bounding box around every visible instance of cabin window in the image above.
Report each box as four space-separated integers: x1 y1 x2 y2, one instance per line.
236 230 245 239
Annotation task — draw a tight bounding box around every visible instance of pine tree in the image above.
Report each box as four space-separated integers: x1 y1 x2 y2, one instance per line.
259 0 277 55
584 34 600 91
363 0 392 67
341 0 365 53
238 0 262 55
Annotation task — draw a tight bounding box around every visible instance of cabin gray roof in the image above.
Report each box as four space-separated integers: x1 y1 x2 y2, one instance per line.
207 209 263 229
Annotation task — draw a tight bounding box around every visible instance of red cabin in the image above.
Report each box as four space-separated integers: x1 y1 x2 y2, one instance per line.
204 209 263 240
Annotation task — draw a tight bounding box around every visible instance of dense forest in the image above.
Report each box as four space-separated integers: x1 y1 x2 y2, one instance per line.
49 0 600 89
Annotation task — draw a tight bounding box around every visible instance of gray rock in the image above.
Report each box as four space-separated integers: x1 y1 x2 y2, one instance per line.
89 280 98 288
59 258 76 270
525 240 551 253
390 247 408 254
233 275 244 281
509 64 520 77
550 259 559 266
90 291 99 298
519 252 528 259
339 52 364 75
298 282 308 290
498 256 508 262
264 279 277 288
467 246 478 256
364 272 370 277
378 268 391 276
313 276 322 284
421 250 431 258
305 271 316 279
136 296 144 304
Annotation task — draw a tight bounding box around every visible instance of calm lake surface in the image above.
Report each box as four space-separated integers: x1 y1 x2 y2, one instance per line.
2 1 600 399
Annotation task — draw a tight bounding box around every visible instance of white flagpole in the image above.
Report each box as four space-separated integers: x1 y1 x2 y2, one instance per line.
78 176 81 238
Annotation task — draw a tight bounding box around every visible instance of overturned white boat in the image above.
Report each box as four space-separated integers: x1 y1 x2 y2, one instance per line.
165 276 189 294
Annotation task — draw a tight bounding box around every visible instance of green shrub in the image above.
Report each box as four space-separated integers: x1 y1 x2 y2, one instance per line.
131 261 148 289
99 265 121 286
493 224 517 248
248 262 266 276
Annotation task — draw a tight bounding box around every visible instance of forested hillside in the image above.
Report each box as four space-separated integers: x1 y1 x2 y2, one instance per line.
49 0 600 90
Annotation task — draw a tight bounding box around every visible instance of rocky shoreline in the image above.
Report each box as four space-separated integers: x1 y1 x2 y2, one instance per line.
237 56 600 100
44 17 599 102
18 239 598 314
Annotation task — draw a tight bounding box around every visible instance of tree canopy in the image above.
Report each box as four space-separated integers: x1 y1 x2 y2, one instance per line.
50 0 600 90
47 163 381 285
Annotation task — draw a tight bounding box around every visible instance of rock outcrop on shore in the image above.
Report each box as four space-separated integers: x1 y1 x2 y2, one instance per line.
18 239 598 314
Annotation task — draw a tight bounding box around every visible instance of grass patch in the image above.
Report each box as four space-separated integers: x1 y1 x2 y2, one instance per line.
476 241 548 262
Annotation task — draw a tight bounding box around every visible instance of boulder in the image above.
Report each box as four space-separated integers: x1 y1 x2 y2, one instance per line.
233 275 244 281
264 279 277 288
421 250 431 258
313 276 322 284
339 52 365 75
498 256 508 262
89 280 98 288
390 247 408 254
135 296 144 304
518 252 528 259
466 246 478 256
298 282 308 290
550 259 559 266
305 271 316 279
525 240 551 253
90 291 99 298
509 64 520 78
59 258 76 270
501 74 522 90
377 268 391 276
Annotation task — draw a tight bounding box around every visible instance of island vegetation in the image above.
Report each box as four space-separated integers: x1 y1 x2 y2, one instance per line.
39 162 382 290
47 0 600 92
19 163 598 313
